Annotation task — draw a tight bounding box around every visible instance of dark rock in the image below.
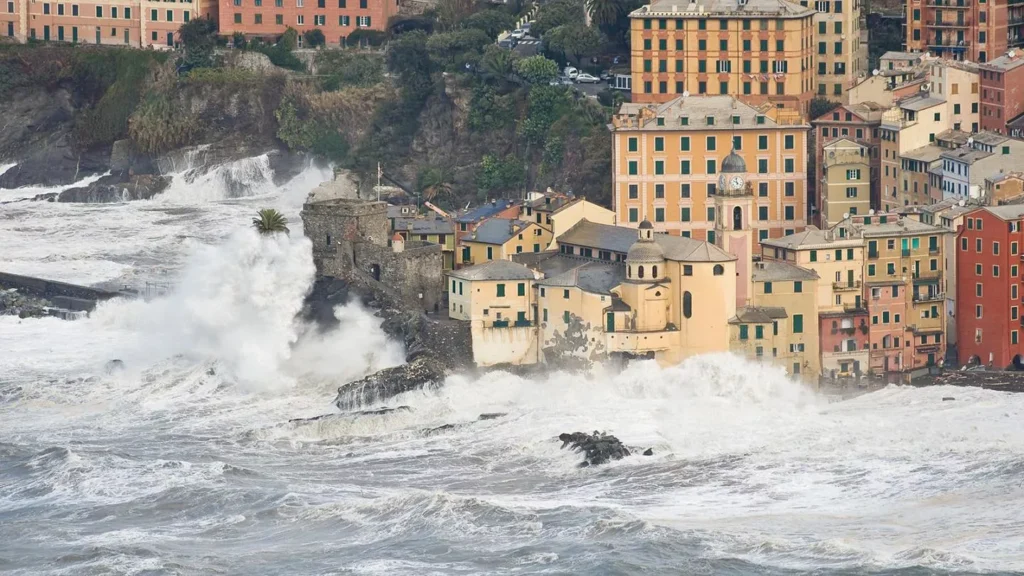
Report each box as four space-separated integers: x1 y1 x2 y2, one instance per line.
643 448 654 456
558 431 633 467
0 133 109 189
206 367 217 376
424 423 462 434
289 405 411 424
478 412 506 421
54 174 170 203
942 396 955 401
334 356 446 411
267 149 311 185
104 359 125 374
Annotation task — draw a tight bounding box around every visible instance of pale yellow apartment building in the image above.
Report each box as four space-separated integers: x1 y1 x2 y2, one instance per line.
459 219 553 265
729 260 821 376
820 138 871 226
627 0 816 112
544 198 616 250
610 94 810 243
447 260 541 366
880 93 952 212
761 226 868 375
811 0 864 99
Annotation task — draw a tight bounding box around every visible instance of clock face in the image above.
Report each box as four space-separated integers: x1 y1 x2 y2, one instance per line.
730 176 744 190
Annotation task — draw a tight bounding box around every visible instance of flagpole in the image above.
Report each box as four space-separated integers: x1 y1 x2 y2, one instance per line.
376 163 381 201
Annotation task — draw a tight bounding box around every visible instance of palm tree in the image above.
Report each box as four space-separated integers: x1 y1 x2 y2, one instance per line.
252 208 290 235
480 45 516 85
419 167 454 202
586 0 622 30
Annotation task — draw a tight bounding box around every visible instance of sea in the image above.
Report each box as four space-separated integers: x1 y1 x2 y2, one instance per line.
2 157 1024 575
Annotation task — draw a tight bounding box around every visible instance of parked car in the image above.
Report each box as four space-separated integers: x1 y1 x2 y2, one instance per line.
510 29 526 40
575 73 600 83
564 66 579 80
559 76 574 85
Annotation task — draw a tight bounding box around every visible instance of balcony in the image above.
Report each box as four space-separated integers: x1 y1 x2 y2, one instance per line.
927 20 971 27
844 303 868 313
901 249 911 257
912 270 943 283
912 291 945 302
928 39 971 48
868 250 880 259
833 280 863 291
928 246 940 255
926 0 968 6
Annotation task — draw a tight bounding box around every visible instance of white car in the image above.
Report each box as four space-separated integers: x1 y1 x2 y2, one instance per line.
510 29 525 40
575 73 600 83
564 66 579 80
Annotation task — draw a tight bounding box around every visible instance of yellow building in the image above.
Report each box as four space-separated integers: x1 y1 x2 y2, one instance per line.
729 260 820 378
459 219 552 266
628 0 816 112
821 138 871 227
392 216 456 270
545 198 617 249
812 0 864 100
610 94 810 242
761 226 869 376
447 260 540 366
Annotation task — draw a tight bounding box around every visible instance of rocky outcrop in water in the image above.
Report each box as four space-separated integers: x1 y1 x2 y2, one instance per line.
33 174 171 203
558 431 653 467
334 356 447 411
0 287 51 319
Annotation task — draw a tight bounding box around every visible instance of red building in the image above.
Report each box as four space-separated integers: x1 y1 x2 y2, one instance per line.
217 0 397 46
979 50 1024 134
956 205 1024 369
904 0 1024 64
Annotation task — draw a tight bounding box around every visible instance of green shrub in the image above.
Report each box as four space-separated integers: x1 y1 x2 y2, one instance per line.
315 51 384 89
128 92 200 154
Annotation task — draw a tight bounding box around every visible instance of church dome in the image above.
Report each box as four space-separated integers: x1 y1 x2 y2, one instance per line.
638 219 654 230
721 150 746 173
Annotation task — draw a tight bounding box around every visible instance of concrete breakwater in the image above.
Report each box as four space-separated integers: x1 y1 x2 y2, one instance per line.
0 272 127 317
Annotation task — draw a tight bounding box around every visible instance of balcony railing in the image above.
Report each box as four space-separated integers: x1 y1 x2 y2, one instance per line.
927 20 971 27
926 0 968 6
913 291 945 302
833 281 863 291
928 39 971 48
492 320 510 328
912 270 943 282
928 246 940 255
844 303 868 313
901 249 911 257
868 250 880 259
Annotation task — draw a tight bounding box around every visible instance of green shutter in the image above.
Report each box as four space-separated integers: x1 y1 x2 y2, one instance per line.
739 325 748 339
794 281 802 293
497 283 505 297
755 325 764 339
793 314 803 333
517 283 525 296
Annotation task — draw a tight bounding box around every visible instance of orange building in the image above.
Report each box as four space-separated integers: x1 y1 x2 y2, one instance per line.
628 0 816 113
609 94 810 242
217 0 397 46
3 0 211 48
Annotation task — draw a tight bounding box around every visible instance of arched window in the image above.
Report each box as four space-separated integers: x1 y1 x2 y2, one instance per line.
652 265 658 278
638 265 645 279
733 206 743 231
683 291 692 319
326 233 332 246
713 264 725 276
627 266 632 279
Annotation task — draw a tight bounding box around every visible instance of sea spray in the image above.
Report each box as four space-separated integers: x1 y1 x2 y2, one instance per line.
98 228 316 390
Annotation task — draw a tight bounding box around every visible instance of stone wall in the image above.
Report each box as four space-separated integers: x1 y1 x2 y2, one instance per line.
301 197 445 312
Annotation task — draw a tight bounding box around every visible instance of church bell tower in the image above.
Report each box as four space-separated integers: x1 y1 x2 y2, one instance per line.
714 148 754 308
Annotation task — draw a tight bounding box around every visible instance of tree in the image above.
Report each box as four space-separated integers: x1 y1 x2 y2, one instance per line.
280 27 299 51
532 0 583 37
252 209 290 235
426 28 491 70
545 24 601 65
809 97 841 121
232 31 248 49
477 154 525 195
435 0 474 31
303 28 326 48
387 30 435 98
480 44 517 86
177 17 218 71
586 0 621 30
464 10 516 40
418 166 454 201
520 84 570 144
514 54 558 85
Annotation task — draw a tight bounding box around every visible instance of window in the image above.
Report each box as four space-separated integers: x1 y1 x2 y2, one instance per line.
681 207 691 222
680 160 691 175
234 12 241 23
758 182 768 197
628 160 638 175
517 283 525 297
740 325 749 340
707 136 717 151
784 158 794 173
759 206 768 221
655 161 664 175
96 5 102 16
764 282 773 294
497 284 505 297
680 184 690 198
296 14 304 24
628 137 638 153
707 160 716 175
655 208 665 222
793 314 803 333
784 206 794 220
629 208 638 223
276 14 283 24
758 159 768 173
654 137 664 152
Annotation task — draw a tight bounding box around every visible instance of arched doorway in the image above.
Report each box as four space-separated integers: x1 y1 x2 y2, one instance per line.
1012 355 1024 371
733 206 742 230
370 264 381 282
